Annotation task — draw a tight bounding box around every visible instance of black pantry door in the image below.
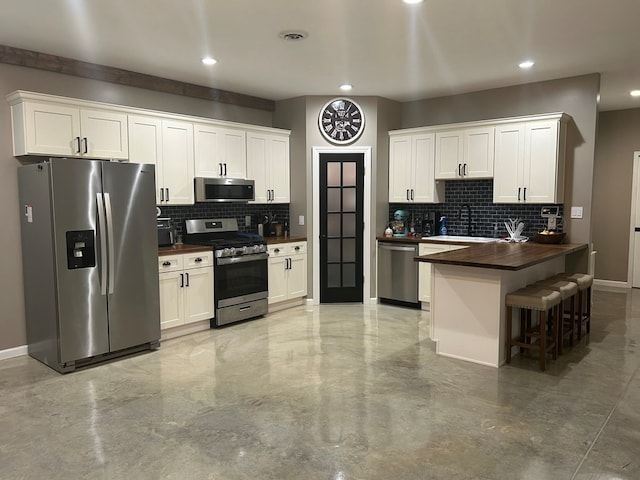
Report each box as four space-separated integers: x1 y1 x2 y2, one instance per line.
319 152 364 303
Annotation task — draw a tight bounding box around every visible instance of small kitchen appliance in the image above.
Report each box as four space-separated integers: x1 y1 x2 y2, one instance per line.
185 218 268 327
541 206 562 231
157 218 176 247
421 212 440 236
391 210 409 237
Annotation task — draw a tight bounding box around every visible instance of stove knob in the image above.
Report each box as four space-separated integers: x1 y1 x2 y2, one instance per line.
223 248 233 257
241 246 249 254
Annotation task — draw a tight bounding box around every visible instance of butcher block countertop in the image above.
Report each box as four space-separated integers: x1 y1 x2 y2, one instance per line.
263 236 307 244
415 242 588 271
158 244 213 256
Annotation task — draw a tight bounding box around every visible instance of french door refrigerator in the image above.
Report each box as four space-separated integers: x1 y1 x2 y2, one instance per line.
18 158 160 373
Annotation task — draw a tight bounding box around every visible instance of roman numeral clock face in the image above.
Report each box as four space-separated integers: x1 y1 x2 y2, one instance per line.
318 98 365 145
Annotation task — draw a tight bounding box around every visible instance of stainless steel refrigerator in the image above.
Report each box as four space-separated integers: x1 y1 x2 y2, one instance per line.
18 158 160 373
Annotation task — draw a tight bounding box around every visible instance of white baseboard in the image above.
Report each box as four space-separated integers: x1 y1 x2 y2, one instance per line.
594 279 630 289
0 345 28 361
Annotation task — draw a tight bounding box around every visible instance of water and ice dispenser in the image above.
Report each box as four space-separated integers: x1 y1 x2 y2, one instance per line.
65 230 96 269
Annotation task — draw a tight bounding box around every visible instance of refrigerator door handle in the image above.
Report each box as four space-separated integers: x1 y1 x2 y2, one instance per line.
96 193 108 295
104 193 116 295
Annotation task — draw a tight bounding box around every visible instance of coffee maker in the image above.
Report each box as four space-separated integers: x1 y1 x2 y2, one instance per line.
421 212 440 237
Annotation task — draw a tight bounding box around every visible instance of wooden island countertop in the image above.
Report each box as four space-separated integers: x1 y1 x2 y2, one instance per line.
415 241 588 271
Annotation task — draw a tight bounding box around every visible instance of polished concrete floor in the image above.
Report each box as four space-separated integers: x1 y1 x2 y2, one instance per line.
1 287 639 479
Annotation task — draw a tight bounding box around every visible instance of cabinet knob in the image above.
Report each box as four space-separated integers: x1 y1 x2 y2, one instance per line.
195 257 202 263
294 246 300 251
162 261 171 266
274 248 280 253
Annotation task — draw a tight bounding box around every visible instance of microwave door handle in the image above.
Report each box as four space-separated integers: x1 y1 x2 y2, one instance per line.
104 193 116 295
96 193 108 295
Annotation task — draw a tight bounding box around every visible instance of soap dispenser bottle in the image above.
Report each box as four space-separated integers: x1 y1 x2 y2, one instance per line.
439 216 447 235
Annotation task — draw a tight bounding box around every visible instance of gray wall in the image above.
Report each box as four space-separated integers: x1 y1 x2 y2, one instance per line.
593 108 640 282
402 74 601 271
0 63 274 351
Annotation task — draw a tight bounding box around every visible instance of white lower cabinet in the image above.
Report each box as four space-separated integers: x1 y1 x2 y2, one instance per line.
418 243 467 304
158 251 214 329
268 242 307 304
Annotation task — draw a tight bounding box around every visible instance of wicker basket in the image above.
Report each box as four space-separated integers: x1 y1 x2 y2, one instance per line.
533 232 566 244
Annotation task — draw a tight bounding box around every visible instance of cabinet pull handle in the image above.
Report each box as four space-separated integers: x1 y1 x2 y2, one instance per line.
463 163 468 176
180 273 184 288
219 163 223 176
271 189 275 201
160 188 165 202
76 137 82 154
165 188 169 202
162 261 171 267
406 189 410 201
185 272 190 287
523 187 527 201
294 246 300 251
458 163 462 176
195 257 202 263
83 137 88 154
224 163 227 176
411 189 414 201
517 187 521 201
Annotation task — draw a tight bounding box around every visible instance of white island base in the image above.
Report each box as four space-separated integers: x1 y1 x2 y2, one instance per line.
431 257 565 368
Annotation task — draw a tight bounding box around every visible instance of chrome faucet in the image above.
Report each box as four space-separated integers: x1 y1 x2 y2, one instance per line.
457 203 473 236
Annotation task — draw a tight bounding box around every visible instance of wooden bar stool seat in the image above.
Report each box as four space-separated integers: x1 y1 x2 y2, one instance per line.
534 278 578 354
553 273 593 340
505 287 562 371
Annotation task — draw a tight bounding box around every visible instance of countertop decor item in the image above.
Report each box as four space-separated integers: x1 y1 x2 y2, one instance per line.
504 218 528 242
533 232 566 244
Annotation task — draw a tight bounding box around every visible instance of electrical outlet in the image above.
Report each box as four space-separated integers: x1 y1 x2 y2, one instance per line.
244 215 252 226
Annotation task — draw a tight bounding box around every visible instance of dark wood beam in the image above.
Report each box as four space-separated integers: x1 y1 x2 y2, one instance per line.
0 44 275 112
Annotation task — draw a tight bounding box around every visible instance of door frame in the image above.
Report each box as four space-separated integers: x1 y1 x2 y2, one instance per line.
628 151 640 287
312 146 372 305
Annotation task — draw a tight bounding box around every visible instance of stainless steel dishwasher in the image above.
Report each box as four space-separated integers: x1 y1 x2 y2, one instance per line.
377 241 420 308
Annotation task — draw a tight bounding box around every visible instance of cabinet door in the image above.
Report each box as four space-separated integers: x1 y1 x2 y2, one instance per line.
80 109 128 160
161 120 195 205
247 132 270 203
129 115 163 203
183 267 214 324
287 254 307 299
388 135 413 202
24 101 81 156
412 133 437 203
220 128 247 178
523 120 561 203
194 123 222 178
435 131 463 179
418 244 450 303
493 123 525 203
268 256 288 304
159 271 184 329
268 135 290 203
463 127 494 178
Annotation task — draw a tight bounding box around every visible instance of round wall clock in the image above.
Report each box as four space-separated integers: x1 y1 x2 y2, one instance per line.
318 98 365 145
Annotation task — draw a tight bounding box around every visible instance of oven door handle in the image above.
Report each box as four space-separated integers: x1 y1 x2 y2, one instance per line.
216 252 269 265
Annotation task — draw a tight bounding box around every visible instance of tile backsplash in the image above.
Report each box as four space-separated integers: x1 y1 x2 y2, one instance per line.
159 203 290 236
389 179 564 238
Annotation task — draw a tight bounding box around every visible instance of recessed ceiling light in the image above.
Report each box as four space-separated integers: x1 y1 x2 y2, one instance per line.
279 31 308 41
631 90 640 97
519 60 535 69
339 84 353 91
201 57 217 66
403 0 424 4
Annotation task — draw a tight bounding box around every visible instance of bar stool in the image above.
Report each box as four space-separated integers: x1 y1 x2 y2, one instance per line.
534 278 578 354
553 273 593 340
505 287 562 371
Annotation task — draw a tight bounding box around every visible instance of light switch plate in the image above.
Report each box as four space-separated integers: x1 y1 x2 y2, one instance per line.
298 215 305 226
570 206 583 219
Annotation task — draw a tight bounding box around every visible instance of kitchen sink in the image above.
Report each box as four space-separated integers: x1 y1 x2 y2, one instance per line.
429 235 499 243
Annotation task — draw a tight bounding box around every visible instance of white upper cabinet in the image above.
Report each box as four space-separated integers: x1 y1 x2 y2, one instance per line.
493 116 567 204
246 130 290 203
389 132 443 203
9 94 128 159
128 114 194 205
435 126 494 179
194 124 247 178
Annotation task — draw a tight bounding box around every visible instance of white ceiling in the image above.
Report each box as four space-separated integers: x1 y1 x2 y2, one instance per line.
3 0 640 111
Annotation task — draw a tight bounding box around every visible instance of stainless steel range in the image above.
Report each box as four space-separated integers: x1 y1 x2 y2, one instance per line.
185 218 268 327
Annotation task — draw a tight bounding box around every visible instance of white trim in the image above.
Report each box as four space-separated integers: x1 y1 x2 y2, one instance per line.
0 345 28 361
312 146 372 305
628 152 640 287
594 279 631 289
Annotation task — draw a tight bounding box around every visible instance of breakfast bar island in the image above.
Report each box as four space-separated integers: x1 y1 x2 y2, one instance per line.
415 242 588 368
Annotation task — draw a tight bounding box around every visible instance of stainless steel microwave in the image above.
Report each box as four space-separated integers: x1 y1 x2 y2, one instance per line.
194 177 255 202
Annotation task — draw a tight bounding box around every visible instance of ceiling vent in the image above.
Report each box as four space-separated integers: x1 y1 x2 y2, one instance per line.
279 31 308 41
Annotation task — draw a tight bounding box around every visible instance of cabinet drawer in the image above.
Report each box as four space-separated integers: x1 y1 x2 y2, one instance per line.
286 242 306 255
158 255 183 272
183 251 213 269
268 244 287 257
